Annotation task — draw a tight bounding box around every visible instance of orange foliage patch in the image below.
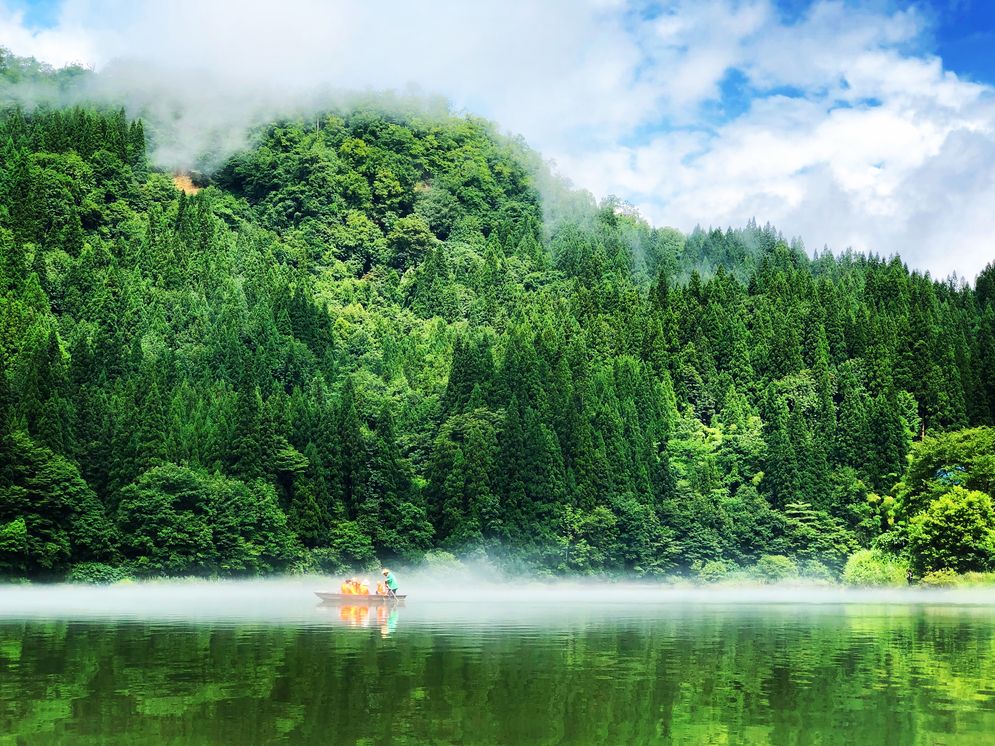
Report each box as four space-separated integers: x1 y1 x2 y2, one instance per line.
172 173 200 195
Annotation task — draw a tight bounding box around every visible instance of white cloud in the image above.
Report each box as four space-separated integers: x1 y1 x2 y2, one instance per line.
0 5 96 66
2 0 994 278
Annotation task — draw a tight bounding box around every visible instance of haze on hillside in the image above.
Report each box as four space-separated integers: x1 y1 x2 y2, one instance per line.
3 0 995 279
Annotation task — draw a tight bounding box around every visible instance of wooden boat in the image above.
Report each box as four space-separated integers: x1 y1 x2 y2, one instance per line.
315 592 406 604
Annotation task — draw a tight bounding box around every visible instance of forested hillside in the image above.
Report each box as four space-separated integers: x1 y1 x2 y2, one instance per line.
2 52 994 581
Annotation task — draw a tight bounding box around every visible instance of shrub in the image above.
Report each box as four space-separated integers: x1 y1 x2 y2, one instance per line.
695 559 734 584
916 571 995 588
956 572 995 587
753 554 798 583
841 549 908 586
66 562 131 585
919 568 959 587
308 547 349 575
289 535 378 577
800 560 835 582
907 487 995 575
422 550 461 571
286 554 317 576
117 464 298 576
328 521 377 569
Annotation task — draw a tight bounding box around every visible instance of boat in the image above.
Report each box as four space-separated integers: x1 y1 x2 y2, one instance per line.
314 592 406 604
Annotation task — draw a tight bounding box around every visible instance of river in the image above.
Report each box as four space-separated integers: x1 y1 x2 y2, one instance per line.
2 580 995 744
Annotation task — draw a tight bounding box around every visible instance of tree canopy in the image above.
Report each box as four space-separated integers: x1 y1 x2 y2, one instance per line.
1 50 994 580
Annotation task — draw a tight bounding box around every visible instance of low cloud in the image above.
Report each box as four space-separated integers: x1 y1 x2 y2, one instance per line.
2 0 993 278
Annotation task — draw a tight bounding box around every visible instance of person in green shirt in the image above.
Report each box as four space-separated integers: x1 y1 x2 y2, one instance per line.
381 569 399 598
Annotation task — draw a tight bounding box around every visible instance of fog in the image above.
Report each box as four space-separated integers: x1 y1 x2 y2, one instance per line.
6 2 995 279
2 576 995 627
1 53 599 226
0 57 459 174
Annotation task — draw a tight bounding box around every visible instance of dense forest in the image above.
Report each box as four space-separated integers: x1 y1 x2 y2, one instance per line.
1 50 994 582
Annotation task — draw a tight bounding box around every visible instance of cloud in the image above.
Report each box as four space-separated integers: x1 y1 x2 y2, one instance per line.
0 4 96 66
2 0 994 279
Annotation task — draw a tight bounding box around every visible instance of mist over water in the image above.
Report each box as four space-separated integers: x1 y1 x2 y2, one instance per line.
4 577 995 743
3 576 995 626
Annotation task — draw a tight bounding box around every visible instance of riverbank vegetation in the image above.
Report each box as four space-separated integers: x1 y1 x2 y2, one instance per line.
1 51 994 584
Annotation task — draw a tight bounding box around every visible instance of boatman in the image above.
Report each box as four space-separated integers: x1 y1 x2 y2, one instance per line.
382 568 399 598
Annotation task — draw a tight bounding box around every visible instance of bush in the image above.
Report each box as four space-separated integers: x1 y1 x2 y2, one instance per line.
308 547 349 575
422 550 461 571
919 568 959 587
800 560 835 582
66 562 131 585
841 549 908 586
695 560 734 584
917 571 995 588
117 464 298 576
907 487 995 575
288 535 378 577
753 555 798 584
286 554 318 576
328 521 378 569
956 572 995 587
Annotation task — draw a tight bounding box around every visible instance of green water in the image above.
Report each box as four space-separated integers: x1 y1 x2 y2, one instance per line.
3 595 995 745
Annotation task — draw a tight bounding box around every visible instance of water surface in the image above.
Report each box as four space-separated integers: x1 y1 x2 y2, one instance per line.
2 581 995 745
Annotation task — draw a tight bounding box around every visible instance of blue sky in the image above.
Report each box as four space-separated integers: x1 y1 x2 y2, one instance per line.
2 0 994 278
930 1 995 83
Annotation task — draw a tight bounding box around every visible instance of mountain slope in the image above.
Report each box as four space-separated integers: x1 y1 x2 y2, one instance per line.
1 56 994 580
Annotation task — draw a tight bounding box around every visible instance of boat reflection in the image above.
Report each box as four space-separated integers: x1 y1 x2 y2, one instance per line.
324 603 400 636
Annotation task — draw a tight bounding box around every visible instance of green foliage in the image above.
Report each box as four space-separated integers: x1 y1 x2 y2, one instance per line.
421 549 463 572
328 520 377 569
66 562 131 584
117 464 297 576
896 427 995 520
753 554 799 583
0 516 28 576
695 559 734 584
290 547 349 575
931 570 995 587
1 54 993 579
918 568 960 587
841 549 909 587
557 505 620 574
907 487 995 575
781 502 858 572
0 431 114 575
800 560 835 582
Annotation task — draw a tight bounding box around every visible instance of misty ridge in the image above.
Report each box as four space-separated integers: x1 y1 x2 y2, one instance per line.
0 47 807 286
0 49 593 224
0 47 962 274
0 52 449 169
